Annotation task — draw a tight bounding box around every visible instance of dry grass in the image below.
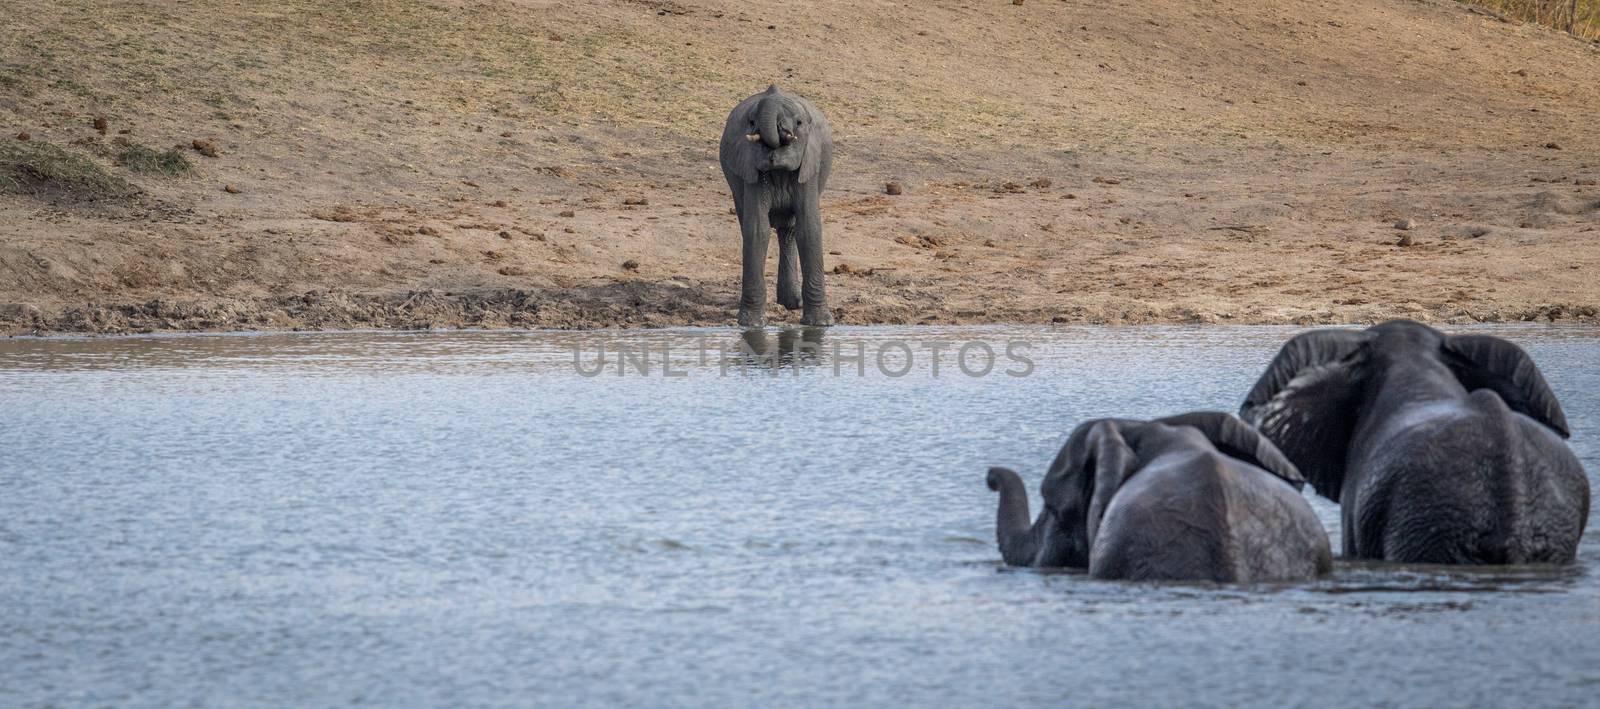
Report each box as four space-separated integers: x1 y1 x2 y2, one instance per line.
1461 0 1600 39
0 0 1179 158
0 1 726 137
115 143 193 176
0 141 137 200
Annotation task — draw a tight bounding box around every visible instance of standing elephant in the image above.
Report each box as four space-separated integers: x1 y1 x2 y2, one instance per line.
1240 319 1588 564
986 412 1332 582
719 85 833 327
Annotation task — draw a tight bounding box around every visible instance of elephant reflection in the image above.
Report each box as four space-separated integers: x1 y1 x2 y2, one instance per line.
733 327 826 370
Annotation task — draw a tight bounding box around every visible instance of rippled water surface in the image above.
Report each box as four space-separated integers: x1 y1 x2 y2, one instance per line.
3 325 1599 706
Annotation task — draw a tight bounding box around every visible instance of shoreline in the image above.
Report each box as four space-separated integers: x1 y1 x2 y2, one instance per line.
5 287 1598 337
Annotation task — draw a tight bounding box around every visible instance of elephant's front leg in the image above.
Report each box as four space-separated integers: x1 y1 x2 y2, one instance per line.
796 190 832 326
736 187 771 328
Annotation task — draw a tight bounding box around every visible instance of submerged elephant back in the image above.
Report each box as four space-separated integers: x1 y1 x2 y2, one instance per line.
1216 458 1334 581
1087 453 1331 583
1355 389 1587 563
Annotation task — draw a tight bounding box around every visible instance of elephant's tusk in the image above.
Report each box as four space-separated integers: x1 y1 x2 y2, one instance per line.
744 133 762 142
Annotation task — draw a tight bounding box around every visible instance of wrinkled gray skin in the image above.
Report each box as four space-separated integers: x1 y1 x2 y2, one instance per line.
719 85 834 327
986 411 1333 583
1240 319 1589 564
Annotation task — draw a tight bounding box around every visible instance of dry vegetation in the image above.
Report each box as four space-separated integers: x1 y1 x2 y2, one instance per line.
1 0 1599 334
0 141 137 201
1462 0 1600 39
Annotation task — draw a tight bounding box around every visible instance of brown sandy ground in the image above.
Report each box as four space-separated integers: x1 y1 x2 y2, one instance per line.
1 0 1598 334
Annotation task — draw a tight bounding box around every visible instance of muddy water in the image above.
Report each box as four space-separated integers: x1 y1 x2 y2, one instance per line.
2 326 1597 707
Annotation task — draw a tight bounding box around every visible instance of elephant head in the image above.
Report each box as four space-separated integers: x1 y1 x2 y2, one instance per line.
1239 319 1570 500
720 85 828 185
986 412 1301 568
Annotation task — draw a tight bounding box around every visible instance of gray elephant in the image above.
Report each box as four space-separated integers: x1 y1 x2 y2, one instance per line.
986 412 1333 582
1241 320 1589 564
718 85 834 327
1241 321 1580 566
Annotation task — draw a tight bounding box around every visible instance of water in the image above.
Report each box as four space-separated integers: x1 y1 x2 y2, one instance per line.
2 325 1598 707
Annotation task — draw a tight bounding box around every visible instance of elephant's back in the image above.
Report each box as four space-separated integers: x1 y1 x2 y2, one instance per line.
1220 464 1334 582
1359 390 1587 563
1090 456 1330 583
1088 462 1221 581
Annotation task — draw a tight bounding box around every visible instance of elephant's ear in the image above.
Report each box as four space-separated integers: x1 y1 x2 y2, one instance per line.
797 100 830 186
719 97 762 185
1239 329 1373 499
1064 420 1140 549
1157 411 1305 490
1443 334 1570 438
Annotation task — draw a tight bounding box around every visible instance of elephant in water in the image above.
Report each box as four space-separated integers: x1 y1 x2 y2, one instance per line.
986 412 1333 582
1240 319 1589 564
718 85 834 327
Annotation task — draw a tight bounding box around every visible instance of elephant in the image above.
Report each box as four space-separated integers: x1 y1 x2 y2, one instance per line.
718 85 834 327
986 411 1333 582
1240 319 1589 564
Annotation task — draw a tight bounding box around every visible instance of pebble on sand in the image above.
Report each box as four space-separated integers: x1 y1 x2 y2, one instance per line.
885 182 903 196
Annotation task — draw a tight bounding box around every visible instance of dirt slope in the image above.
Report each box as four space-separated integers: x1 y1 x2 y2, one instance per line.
1 0 1598 333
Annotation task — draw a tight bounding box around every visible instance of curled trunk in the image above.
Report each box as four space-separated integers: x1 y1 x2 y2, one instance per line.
987 467 1045 566
756 96 782 149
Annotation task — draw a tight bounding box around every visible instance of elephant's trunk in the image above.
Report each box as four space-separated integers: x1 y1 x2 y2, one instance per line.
987 467 1044 567
756 96 782 150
